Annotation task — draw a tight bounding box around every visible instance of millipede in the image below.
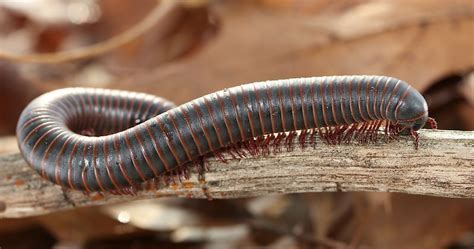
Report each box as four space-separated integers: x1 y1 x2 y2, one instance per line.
16 75 437 194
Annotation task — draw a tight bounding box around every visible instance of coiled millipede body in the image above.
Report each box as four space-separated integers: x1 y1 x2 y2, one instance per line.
17 75 436 193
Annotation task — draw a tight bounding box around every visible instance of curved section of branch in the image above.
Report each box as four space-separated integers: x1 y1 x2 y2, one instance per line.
0 129 472 218
0 0 178 64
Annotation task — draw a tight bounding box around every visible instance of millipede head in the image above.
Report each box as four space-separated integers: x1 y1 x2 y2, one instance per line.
396 88 429 131
411 114 429 131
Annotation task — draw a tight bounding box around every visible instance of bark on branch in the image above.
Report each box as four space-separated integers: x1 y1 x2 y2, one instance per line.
0 129 472 218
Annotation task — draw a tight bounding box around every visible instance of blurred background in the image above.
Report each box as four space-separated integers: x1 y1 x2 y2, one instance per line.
0 0 473 248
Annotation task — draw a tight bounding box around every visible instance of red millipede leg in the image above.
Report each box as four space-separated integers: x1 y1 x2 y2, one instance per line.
373 120 383 142
272 132 285 153
246 139 258 156
232 143 246 158
198 177 212 200
345 123 358 143
309 128 316 146
339 125 349 143
411 129 419 150
242 140 253 156
214 151 228 163
226 146 238 159
194 156 212 200
255 136 265 155
299 129 308 149
321 126 331 144
79 128 97 136
262 134 274 156
355 122 368 143
369 120 380 142
364 122 374 143
285 131 297 151
368 121 376 142
427 117 438 129
384 120 390 141
332 126 341 144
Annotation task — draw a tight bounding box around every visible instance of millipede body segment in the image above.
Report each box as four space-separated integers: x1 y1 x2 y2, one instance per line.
17 76 436 193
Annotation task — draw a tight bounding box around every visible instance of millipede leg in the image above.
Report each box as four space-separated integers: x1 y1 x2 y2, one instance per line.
200 179 213 201
226 147 238 159
316 127 324 142
427 117 438 129
213 151 228 163
321 126 331 144
372 120 383 142
342 123 357 143
255 136 265 155
242 141 254 156
332 126 341 144
362 122 371 143
309 128 316 146
272 132 285 153
194 157 212 200
233 144 246 158
367 121 377 143
411 129 419 150
262 134 274 155
298 129 308 149
355 122 368 143
246 139 258 156
384 120 390 141
285 131 297 151
367 121 377 142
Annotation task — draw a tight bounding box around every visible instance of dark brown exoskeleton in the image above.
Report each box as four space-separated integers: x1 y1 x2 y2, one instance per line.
17 76 436 194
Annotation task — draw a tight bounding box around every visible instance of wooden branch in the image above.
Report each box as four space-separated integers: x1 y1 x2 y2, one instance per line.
0 129 472 218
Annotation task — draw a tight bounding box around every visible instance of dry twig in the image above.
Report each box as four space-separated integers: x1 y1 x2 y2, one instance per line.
0 129 472 218
0 0 177 63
